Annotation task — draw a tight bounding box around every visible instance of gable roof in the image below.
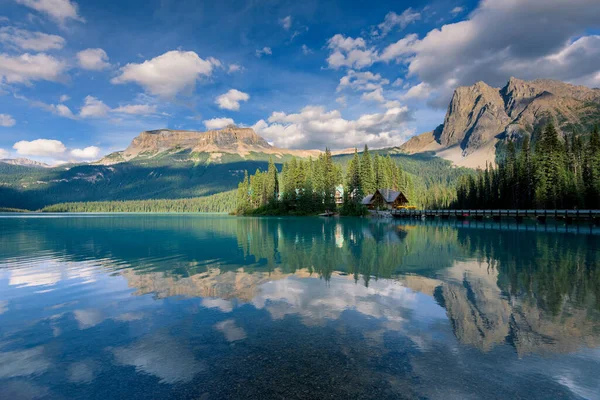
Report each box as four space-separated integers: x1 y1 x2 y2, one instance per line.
377 188 402 203
361 194 373 205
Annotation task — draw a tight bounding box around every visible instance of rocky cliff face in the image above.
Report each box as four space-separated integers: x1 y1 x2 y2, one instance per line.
100 125 321 164
400 78 600 168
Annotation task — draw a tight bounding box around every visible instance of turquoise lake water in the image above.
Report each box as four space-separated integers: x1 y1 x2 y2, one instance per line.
0 214 599 399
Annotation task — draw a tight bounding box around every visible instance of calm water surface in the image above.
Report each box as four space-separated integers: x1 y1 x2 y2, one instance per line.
0 214 599 399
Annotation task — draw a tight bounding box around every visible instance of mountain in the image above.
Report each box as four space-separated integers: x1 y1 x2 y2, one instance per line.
0 158 49 168
98 125 321 165
400 78 600 168
0 125 463 210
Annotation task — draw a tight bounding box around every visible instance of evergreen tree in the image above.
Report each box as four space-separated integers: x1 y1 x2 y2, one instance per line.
360 145 375 195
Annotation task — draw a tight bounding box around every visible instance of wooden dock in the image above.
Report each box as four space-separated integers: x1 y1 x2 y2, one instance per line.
391 209 600 224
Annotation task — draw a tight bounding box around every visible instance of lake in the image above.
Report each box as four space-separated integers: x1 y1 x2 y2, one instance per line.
0 214 599 399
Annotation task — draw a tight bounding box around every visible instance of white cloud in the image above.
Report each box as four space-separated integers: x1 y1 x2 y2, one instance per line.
279 15 292 30
59 94 70 102
403 82 432 100
337 70 389 92
301 44 312 55
76 48 110 71
256 47 272 57
53 103 76 118
228 64 242 73
372 9 421 38
0 148 9 158
204 117 235 130
252 104 412 149
379 33 418 62
361 88 385 103
15 0 85 24
0 52 67 84
382 0 600 104
70 146 100 159
335 96 347 106
0 27 65 51
13 139 66 156
0 114 16 127
451 6 464 16
111 50 219 98
79 96 110 118
326 34 378 69
215 89 250 111
392 78 404 87
112 104 157 115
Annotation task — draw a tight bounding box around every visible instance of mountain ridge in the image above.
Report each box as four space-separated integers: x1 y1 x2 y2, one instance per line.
399 77 600 168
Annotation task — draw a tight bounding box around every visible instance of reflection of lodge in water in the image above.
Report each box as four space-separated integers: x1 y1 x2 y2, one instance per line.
114 219 600 357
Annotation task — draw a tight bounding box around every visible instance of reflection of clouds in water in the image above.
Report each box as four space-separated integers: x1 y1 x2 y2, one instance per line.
251 276 417 326
0 300 7 314
215 319 247 342
6 260 97 288
0 347 50 379
112 333 205 384
67 360 97 384
202 297 234 313
0 380 50 400
74 309 105 330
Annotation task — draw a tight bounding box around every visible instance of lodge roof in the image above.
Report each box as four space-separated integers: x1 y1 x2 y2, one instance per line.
361 188 408 205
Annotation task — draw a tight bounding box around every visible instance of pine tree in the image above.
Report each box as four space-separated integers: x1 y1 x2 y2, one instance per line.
360 145 375 195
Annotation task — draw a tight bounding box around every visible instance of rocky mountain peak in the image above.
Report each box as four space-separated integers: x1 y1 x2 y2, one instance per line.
0 158 50 168
400 78 600 168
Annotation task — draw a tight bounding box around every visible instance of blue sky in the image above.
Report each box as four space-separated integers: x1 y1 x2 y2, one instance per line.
1 0 599 163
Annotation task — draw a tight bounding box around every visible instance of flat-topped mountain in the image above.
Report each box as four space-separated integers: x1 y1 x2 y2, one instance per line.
400 78 600 168
100 125 321 164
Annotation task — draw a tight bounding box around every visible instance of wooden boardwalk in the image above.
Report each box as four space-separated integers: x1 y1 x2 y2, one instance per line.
391 209 600 223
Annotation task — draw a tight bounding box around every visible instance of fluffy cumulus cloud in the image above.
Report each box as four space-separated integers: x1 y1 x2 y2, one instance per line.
0 27 65 51
76 48 110 71
380 0 600 104
326 34 378 69
13 139 66 156
0 52 67 84
0 114 16 127
255 47 272 57
79 96 110 118
337 70 390 93
204 117 234 130
371 9 421 38
15 0 85 24
252 105 412 149
70 146 100 159
215 89 250 111
0 148 10 158
111 50 220 98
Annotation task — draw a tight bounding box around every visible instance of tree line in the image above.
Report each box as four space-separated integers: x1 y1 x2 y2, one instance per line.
454 124 600 209
235 146 419 215
41 191 236 213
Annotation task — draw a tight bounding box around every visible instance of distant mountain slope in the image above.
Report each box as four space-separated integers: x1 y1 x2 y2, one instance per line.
0 158 50 168
399 78 600 168
0 126 465 210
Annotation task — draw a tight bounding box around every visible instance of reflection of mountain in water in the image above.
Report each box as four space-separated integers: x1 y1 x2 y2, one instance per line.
1 215 599 357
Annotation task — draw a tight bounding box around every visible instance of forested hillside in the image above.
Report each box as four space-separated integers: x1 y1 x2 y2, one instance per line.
455 125 600 209
0 147 468 211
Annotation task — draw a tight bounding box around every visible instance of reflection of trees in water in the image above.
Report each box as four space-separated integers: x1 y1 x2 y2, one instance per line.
454 227 600 314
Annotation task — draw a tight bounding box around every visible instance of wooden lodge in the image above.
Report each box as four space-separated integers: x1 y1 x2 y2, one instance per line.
362 189 409 210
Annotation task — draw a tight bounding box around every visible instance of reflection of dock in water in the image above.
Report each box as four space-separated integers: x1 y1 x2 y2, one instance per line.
392 208 600 225
390 218 600 235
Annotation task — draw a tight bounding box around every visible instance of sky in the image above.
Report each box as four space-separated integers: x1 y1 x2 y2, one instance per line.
0 0 599 164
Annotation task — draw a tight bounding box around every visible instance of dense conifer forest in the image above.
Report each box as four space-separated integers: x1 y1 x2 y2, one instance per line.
454 125 600 209
41 191 236 213
235 146 453 215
